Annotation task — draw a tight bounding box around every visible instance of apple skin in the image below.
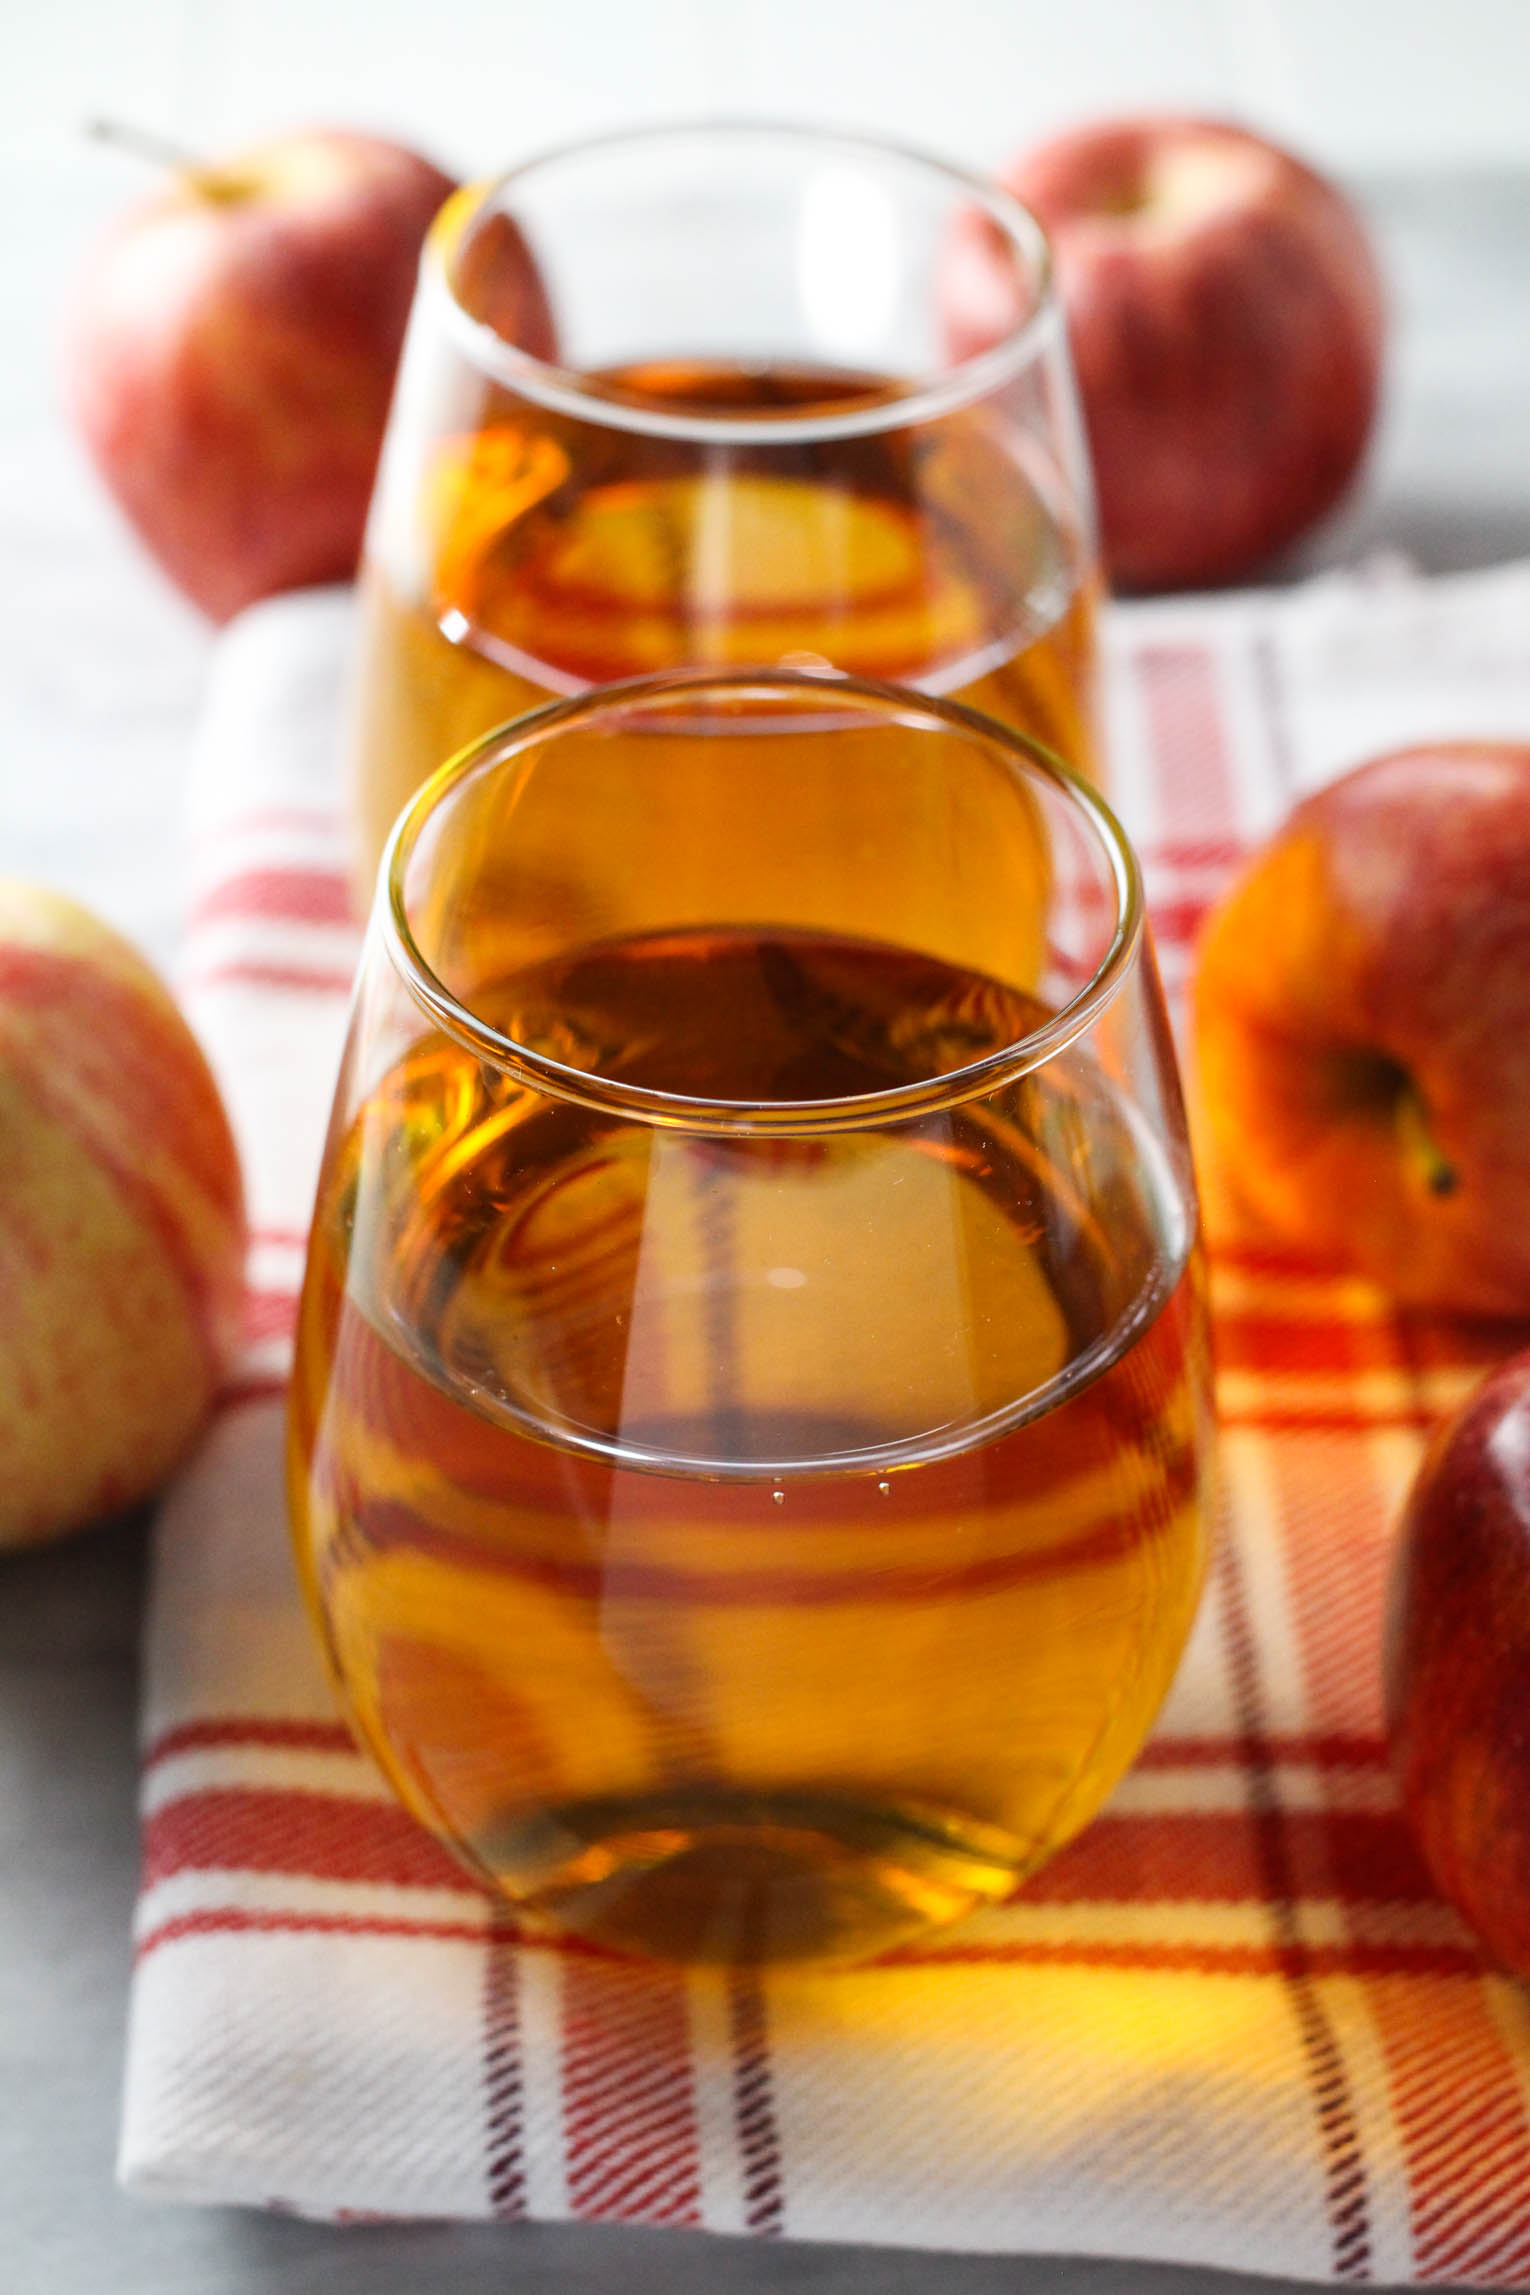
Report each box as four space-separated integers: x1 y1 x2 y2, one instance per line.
1385 1351 1530 1978
1191 743 1530 1318
0 883 246 1546
948 117 1384 591
66 130 472 622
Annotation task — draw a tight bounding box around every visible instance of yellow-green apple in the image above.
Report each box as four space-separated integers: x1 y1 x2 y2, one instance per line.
945 117 1384 591
0 883 245 1546
1192 742 1530 1317
1385 1350 1530 1977
65 129 482 621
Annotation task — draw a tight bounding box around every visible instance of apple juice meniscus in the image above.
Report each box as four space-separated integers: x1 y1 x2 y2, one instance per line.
350 358 1101 894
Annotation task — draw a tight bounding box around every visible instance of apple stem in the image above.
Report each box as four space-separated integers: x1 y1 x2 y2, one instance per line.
1397 1082 1459 1200
84 118 248 202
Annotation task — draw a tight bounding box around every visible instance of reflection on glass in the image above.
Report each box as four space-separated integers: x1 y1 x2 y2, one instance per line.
294 673 1213 1966
346 122 1103 902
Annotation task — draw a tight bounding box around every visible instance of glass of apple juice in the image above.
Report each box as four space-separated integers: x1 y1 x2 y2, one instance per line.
344 120 1103 903
288 668 1216 1968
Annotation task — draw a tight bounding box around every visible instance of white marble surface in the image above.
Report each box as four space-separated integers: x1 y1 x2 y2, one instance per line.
3 158 1530 2294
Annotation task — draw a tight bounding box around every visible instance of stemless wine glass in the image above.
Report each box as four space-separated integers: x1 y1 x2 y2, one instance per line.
290 669 1215 1968
345 120 1102 899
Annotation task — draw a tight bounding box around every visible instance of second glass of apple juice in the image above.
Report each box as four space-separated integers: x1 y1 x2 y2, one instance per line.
291 670 1215 1968
346 121 1103 900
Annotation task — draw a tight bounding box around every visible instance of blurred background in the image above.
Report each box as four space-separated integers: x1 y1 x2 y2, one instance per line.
4 0 1530 955
10 0 1530 439
12 0 1530 183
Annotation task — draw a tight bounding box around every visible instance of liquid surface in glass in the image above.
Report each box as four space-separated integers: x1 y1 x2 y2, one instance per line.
289 927 1211 1965
349 360 1101 885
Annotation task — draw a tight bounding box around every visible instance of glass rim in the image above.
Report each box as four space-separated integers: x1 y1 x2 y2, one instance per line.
380 668 1144 1138
423 116 1060 446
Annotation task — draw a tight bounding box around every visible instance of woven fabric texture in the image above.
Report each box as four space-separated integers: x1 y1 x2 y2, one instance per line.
118 566 1530 2282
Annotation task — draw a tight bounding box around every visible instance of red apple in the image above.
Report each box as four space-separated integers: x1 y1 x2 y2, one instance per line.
947 117 1384 591
1191 743 1530 1318
1385 1350 1530 1978
0 883 245 1545
66 128 496 621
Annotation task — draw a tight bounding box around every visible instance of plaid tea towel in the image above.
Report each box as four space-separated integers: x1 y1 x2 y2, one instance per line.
120 563 1530 2282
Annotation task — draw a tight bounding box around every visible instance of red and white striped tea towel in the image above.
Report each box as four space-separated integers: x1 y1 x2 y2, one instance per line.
121 565 1530 2282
